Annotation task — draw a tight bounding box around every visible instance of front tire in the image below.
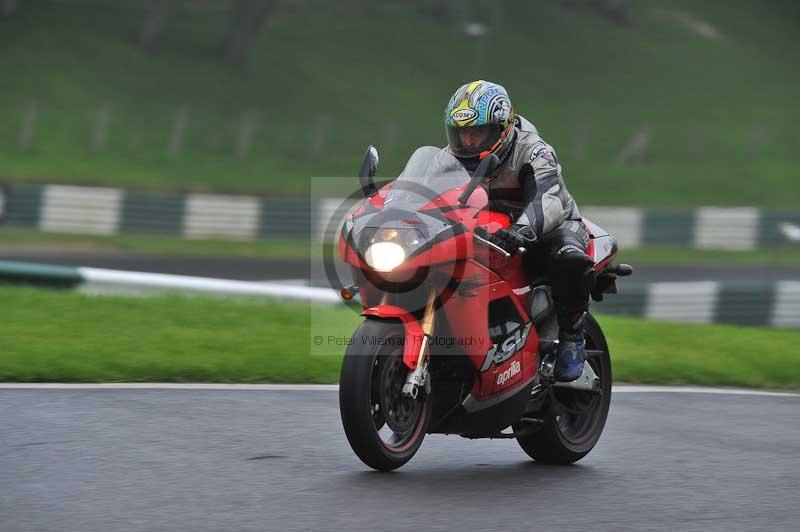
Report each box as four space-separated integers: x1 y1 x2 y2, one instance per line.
339 319 431 471
515 313 612 464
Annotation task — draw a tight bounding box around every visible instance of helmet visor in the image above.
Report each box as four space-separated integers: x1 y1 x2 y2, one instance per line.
446 124 504 159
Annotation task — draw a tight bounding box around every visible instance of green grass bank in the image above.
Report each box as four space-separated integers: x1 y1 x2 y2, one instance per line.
1 287 798 388
1 0 799 207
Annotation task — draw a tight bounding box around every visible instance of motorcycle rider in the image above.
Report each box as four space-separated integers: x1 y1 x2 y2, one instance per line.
444 80 593 382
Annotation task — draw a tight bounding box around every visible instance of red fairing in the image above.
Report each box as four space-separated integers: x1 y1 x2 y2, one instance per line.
338 178 543 405
350 182 396 219
476 210 511 233
441 259 538 399
340 222 477 274
425 184 488 212
361 304 426 370
417 185 488 225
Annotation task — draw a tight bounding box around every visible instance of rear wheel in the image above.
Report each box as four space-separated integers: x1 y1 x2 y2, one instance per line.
339 319 431 471
515 313 612 464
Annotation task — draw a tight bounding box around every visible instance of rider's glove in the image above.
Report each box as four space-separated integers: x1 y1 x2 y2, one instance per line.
494 224 537 254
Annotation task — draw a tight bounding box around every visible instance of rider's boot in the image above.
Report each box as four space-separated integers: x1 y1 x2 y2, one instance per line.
554 310 588 383
539 220 595 382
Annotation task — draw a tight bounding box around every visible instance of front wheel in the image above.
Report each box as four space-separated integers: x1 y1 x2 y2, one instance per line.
515 313 612 464
339 319 431 471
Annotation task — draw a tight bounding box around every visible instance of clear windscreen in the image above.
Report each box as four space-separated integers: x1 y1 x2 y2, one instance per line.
386 146 470 208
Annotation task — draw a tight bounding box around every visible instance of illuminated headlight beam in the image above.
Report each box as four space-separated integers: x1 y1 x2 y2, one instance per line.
365 242 406 272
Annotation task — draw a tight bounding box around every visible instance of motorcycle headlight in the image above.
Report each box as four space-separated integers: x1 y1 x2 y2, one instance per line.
358 227 424 272
365 242 406 272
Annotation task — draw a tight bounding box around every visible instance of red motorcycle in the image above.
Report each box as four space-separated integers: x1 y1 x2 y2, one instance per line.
337 146 632 471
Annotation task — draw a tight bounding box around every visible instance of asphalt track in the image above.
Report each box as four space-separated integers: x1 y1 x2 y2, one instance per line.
2 386 799 532
2 250 800 283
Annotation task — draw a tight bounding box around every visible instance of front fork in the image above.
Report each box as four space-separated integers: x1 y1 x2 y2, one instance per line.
401 289 436 399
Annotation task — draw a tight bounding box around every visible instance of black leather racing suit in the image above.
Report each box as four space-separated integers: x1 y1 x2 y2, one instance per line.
480 115 593 332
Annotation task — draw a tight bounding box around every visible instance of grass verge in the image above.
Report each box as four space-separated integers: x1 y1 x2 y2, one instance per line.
1 1 799 206
1 287 798 388
0 287 358 383
0 228 311 260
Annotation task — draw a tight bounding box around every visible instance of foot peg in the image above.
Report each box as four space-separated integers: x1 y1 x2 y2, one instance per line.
615 263 634 276
552 362 599 392
539 353 556 380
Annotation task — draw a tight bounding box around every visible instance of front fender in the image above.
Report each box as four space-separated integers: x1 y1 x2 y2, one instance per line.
361 304 425 370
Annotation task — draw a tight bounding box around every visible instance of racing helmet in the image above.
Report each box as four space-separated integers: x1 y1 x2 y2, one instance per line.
444 80 516 170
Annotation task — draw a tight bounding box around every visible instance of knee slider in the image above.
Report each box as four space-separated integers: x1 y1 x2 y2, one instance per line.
552 243 592 271
549 242 596 293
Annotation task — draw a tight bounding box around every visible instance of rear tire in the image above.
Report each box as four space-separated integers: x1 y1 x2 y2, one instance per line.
515 313 612 464
339 319 431 471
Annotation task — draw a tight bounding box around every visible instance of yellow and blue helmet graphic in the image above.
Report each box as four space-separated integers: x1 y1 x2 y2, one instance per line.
445 80 516 165
445 80 514 128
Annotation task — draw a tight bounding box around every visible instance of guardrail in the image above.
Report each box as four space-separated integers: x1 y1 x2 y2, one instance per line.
1 260 798 329
0 261 340 301
1 183 799 249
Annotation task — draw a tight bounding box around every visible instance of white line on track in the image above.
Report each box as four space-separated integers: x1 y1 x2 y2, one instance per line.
0 383 339 391
611 385 800 397
0 383 798 397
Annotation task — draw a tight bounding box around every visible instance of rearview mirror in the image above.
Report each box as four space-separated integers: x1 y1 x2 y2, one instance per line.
358 145 380 198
